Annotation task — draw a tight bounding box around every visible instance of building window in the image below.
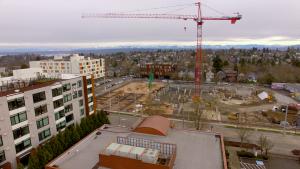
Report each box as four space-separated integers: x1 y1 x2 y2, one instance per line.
73 91 78 99
87 79 92 85
87 88 92 95
89 105 94 112
34 104 47 116
55 110 65 121
10 111 27 126
64 104 73 113
0 135 3 147
79 99 83 107
52 87 62 97
0 150 5 163
38 128 51 141
63 94 72 103
13 125 30 140
53 98 63 109
77 80 82 87
36 117 49 129
66 114 74 123
80 108 85 116
88 97 93 103
15 138 31 153
56 121 66 131
8 97 25 111
63 83 71 92
78 90 83 97
32 91 46 103
72 83 77 88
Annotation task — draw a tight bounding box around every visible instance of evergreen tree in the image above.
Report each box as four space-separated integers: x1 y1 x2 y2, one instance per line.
28 154 40 169
56 132 67 151
213 55 223 73
75 123 84 139
80 118 88 136
17 163 25 169
70 125 80 143
51 137 63 157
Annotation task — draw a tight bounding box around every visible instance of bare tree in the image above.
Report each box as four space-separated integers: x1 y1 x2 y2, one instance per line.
258 135 274 157
191 97 205 130
236 126 252 148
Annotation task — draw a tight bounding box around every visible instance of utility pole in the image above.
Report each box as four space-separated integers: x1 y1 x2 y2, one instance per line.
283 104 288 134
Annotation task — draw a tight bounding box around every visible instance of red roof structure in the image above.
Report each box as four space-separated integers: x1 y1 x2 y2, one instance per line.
133 116 170 136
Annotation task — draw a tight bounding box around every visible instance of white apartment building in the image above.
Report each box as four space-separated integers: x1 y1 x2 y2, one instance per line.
30 54 105 80
0 74 96 169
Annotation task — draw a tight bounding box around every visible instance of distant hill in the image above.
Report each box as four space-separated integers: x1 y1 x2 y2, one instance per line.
0 44 299 55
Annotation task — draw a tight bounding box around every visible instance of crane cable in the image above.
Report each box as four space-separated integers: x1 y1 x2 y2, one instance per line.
120 3 194 14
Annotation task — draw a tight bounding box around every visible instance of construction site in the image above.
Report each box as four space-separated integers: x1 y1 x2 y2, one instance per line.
97 80 299 129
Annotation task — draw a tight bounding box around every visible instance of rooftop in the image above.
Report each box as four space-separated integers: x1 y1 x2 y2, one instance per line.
47 125 226 169
0 78 60 97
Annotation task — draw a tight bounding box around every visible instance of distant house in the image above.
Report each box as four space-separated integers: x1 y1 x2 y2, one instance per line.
224 70 238 83
205 70 214 83
139 63 176 79
216 71 226 81
247 73 257 82
237 73 246 82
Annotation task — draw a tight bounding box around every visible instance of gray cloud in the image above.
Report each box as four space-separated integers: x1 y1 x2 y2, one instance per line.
0 0 299 45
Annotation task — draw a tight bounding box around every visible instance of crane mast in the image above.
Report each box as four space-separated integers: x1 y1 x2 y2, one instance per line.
82 1 241 98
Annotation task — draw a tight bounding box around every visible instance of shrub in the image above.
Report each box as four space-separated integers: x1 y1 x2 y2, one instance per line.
27 110 109 169
237 150 255 158
292 149 300 156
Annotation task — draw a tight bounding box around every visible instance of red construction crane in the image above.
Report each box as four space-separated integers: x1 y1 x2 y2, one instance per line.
82 1 242 98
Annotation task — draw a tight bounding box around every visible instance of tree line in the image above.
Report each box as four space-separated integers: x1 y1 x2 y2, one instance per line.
17 110 110 169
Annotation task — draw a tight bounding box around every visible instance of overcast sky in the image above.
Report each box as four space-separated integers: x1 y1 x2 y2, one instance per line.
0 0 299 47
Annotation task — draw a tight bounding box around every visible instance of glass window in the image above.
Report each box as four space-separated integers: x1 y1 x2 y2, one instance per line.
77 80 82 87
79 99 83 107
38 128 51 141
64 104 73 113
10 111 27 126
0 150 5 163
32 91 46 103
55 110 65 121
72 83 77 88
87 88 92 95
63 83 71 92
56 121 66 131
66 114 74 123
36 117 49 129
87 79 92 85
78 90 83 97
52 87 62 97
15 138 31 153
13 125 30 140
88 97 93 103
80 108 85 116
34 104 47 116
53 98 63 109
8 97 25 111
0 135 3 147
73 91 78 99
63 94 72 103
89 105 94 112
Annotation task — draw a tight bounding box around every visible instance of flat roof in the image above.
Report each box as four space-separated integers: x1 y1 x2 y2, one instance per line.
49 126 224 169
